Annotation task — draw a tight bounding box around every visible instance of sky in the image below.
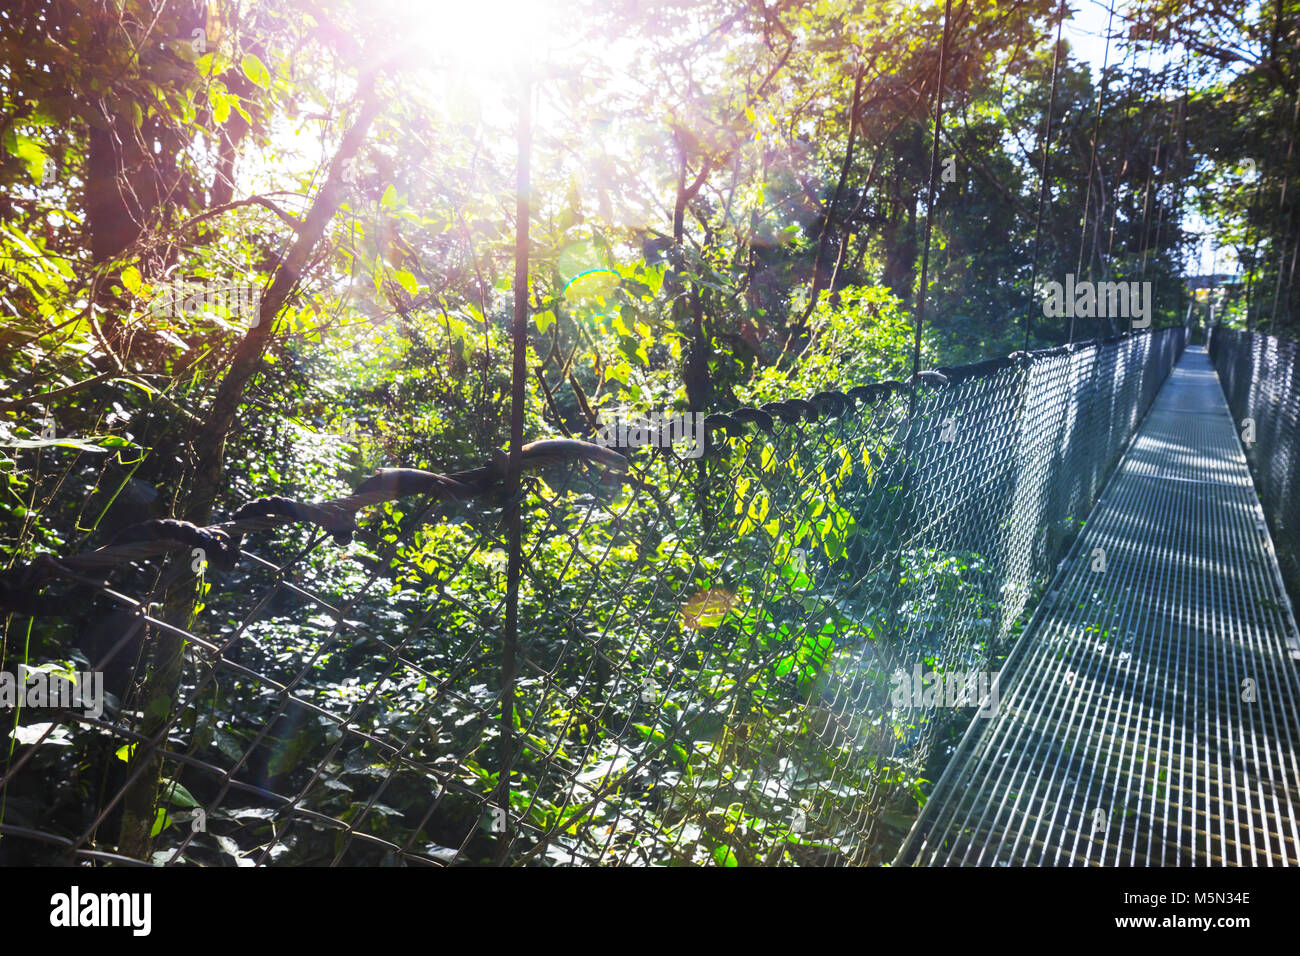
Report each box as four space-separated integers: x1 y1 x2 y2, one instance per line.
1063 1 1240 276
408 0 1237 274
1064 0 1125 76
267 0 1236 278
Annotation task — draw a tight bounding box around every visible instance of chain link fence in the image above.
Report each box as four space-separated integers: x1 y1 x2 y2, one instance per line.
0 326 1186 866
1209 327 1300 608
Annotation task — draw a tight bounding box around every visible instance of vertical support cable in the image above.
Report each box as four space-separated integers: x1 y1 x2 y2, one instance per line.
887 0 952 646
1244 168 1264 332
1070 1 1115 343
1268 85 1300 328
1024 0 1067 350
497 71 531 864
912 0 953 381
1143 62 1180 284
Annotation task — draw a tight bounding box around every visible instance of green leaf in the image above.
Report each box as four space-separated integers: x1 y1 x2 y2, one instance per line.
607 361 630 386
712 845 738 867
150 808 171 838
0 437 113 452
121 266 142 295
9 133 47 182
393 268 418 294
208 87 231 124
161 779 200 808
534 310 555 334
114 378 158 397
240 53 271 89
380 184 398 209
632 722 666 744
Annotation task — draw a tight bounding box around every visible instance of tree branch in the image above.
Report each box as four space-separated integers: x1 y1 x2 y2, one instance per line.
183 75 384 523
178 195 305 234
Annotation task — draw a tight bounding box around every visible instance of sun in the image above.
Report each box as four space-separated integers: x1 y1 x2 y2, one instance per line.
408 0 558 79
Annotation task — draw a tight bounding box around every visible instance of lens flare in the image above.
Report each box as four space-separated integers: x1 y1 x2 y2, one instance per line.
680 588 738 630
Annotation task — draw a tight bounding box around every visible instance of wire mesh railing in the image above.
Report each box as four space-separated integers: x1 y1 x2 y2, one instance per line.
0 326 1186 866
1209 327 1300 611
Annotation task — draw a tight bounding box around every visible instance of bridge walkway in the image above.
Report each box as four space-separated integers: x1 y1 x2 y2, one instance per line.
898 346 1300 866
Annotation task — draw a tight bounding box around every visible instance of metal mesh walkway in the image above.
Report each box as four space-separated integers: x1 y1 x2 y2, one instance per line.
897 345 1300 866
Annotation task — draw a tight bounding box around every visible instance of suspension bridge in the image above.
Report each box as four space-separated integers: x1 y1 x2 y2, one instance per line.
3 323 1298 867
897 339 1300 866
3 0 1299 869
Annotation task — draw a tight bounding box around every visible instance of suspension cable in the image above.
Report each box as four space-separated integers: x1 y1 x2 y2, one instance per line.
1024 0 1068 350
1145 62 1181 283
1135 39 1165 281
1071 0 1116 343
912 0 954 381
1268 84 1300 329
